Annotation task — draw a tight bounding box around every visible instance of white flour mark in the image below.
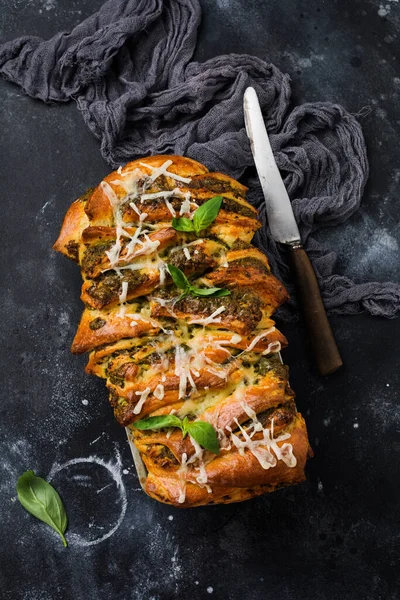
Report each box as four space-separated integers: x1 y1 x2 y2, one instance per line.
38 199 51 214
377 1 398 16
353 423 360 429
97 482 113 494
207 587 214 594
72 474 91 482
90 432 105 445
170 546 182 580
168 515 174 521
58 310 70 328
47 450 127 547
44 0 56 10
82 399 89 406
215 0 231 8
365 384 400 432
376 107 388 119
298 58 312 68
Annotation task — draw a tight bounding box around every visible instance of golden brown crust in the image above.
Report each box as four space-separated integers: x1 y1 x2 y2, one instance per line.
53 197 89 261
71 307 160 354
54 154 311 508
143 415 309 507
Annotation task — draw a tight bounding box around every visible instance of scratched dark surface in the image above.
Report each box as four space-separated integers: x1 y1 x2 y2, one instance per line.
1 1 399 599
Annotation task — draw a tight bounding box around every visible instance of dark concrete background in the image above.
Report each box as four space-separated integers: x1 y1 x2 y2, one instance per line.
0 1 399 599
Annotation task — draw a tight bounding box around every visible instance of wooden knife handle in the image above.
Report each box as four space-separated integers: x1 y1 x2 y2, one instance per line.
289 244 343 376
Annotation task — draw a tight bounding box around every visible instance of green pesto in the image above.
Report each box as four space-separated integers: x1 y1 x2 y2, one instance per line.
231 239 251 250
254 355 288 379
232 257 270 273
107 370 125 387
89 317 107 330
65 240 79 262
186 195 255 219
155 445 179 465
220 198 256 219
167 246 212 272
188 176 234 192
87 270 147 305
81 242 113 274
173 290 262 332
238 401 295 432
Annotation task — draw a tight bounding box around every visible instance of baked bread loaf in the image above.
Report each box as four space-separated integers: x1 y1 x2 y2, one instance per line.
54 155 311 507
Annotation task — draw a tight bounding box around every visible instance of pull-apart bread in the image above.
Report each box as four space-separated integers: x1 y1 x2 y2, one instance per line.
54 155 311 507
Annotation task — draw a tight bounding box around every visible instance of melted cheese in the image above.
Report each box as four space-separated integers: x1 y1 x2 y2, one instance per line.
140 190 175 201
262 341 281 355
175 345 197 399
129 200 148 222
177 452 188 503
153 384 165 400
228 413 297 470
188 306 226 326
125 312 163 330
101 179 155 269
133 387 151 414
139 160 192 184
245 328 276 352
118 281 129 317
176 435 213 504
179 197 191 215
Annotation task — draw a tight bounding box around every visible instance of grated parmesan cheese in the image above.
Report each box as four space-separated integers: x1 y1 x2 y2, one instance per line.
262 341 281 355
245 328 276 352
118 281 129 317
139 160 192 184
153 384 165 400
133 387 151 414
228 415 297 470
188 306 226 326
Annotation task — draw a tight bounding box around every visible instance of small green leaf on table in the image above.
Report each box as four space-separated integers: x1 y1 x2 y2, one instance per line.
16 470 68 547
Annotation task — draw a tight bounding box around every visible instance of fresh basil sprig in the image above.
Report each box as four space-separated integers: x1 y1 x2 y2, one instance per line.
134 415 220 454
172 195 223 235
17 470 68 547
167 264 230 300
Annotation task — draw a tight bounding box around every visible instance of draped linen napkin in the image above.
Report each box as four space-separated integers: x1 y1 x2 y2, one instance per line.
1 0 399 318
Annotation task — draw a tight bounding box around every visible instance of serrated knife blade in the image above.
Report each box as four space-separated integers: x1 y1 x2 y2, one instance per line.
243 86 301 245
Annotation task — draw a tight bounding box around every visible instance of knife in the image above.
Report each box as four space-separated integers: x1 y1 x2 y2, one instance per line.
243 86 343 376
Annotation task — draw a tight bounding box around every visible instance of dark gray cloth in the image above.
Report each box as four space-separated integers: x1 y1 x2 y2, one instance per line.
1 0 399 318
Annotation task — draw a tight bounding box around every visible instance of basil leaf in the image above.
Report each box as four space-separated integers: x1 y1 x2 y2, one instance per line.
17 470 68 547
167 264 191 291
192 196 223 235
181 416 190 438
133 415 183 431
172 217 195 232
177 290 190 302
135 415 220 454
190 286 231 297
185 421 220 454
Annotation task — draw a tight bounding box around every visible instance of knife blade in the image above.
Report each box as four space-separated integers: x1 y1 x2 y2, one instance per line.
243 86 343 376
243 86 300 245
